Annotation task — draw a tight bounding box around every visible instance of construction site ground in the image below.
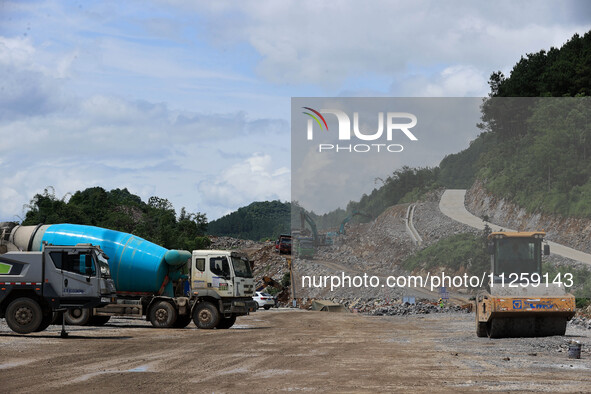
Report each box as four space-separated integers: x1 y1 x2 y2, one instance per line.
1 310 590 393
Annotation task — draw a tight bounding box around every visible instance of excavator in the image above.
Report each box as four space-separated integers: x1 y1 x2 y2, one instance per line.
475 231 576 338
338 210 372 235
299 209 323 246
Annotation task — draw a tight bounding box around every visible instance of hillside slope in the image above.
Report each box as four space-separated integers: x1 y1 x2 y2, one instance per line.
208 200 290 241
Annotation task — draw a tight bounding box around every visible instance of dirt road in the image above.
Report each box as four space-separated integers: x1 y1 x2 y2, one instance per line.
439 189 591 265
1 310 590 393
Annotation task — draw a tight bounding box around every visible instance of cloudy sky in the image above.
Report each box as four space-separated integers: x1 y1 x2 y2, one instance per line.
0 1 589 221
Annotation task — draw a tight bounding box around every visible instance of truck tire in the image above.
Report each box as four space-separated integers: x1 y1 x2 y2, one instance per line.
193 302 220 329
34 309 54 332
149 301 177 328
89 315 111 326
217 315 236 329
65 308 91 325
173 314 192 329
6 297 43 334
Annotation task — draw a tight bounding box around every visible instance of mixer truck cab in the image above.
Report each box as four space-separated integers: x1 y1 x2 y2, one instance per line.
0 243 116 334
190 250 257 329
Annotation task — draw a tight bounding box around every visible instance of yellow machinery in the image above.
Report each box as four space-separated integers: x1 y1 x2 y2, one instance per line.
475 231 576 338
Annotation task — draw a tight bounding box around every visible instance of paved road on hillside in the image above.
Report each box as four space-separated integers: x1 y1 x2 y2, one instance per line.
439 189 591 265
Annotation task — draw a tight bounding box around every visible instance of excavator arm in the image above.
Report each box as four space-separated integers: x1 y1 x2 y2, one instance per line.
338 211 372 235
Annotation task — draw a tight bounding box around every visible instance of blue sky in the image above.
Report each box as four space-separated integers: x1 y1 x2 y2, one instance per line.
0 0 589 221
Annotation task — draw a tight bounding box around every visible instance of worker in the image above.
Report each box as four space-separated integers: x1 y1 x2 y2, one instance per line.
438 298 444 308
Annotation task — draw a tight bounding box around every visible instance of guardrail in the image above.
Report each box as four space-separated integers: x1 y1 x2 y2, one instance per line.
405 204 423 246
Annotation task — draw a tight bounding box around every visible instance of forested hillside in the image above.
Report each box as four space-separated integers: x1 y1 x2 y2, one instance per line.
443 31 591 216
207 200 291 241
22 187 210 250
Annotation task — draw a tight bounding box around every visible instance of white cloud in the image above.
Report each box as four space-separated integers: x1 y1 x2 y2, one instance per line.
0 33 290 222
0 36 36 67
399 65 489 97
198 153 290 218
159 0 590 92
0 90 290 221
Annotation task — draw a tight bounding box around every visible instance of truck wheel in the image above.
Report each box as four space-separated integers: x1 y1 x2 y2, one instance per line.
65 308 91 325
149 301 177 328
193 302 220 329
89 316 111 326
173 314 192 329
264 305 271 310
35 309 54 332
217 315 236 329
6 297 43 334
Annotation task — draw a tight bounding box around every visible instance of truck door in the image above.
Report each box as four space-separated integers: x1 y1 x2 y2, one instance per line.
228 256 253 297
208 256 233 297
46 249 100 303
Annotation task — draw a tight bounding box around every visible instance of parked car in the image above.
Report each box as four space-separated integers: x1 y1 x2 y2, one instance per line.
253 292 275 310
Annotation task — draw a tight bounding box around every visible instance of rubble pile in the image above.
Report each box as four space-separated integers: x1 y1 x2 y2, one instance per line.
371 301 470 316
250 244 289 281
295 296 471 315
208 236 262 250
569 306 591 330
569 316 591 330
294 197 477 302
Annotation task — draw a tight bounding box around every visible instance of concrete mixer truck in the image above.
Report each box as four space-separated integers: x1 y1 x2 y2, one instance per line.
1 223 257 329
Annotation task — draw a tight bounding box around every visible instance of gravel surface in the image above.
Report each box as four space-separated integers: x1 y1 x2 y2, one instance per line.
2 311 590 393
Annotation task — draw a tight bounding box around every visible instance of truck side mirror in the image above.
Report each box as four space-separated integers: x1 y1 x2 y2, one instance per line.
543 244 550 255
487 242 494 255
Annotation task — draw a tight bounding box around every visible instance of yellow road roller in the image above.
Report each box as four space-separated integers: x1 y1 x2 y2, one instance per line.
475 231 576 338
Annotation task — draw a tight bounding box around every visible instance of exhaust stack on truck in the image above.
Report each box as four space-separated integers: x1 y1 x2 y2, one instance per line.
5 224 257 329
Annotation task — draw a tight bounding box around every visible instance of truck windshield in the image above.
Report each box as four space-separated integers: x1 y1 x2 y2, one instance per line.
96 252 111 279
231 257 253 278
495 238 541 276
